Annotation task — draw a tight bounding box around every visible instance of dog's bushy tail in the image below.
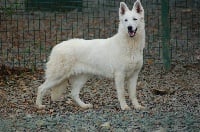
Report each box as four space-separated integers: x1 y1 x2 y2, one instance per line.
51 81 67 101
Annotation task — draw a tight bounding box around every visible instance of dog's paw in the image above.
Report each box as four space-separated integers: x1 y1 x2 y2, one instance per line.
121 105 131 110
36 104 46 109
134 105 145 110
81 104 93 109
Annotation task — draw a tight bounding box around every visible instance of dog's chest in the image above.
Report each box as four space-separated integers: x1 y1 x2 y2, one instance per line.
124 52 143 75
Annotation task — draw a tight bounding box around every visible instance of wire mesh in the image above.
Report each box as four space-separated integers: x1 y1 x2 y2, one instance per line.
0 0 199 69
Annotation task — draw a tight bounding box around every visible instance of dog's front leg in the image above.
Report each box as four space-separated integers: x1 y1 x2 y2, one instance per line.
114 72 130 110
128 71 145 110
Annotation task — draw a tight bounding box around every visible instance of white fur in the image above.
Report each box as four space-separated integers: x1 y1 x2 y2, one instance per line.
36 0 145 110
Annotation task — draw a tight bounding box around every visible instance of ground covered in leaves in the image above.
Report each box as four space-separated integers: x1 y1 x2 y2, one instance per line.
0 63 199 131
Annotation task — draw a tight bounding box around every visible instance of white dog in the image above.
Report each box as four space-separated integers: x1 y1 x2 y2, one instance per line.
36 0 145 110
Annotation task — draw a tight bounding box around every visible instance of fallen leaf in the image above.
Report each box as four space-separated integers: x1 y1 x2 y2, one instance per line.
151 88 169 95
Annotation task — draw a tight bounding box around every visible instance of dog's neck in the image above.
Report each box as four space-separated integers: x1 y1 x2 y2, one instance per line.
115 29 145 53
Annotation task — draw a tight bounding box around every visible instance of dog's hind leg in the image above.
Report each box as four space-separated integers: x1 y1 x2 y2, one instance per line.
36 80 53 109
71 74 93 109
36 77 66 109
51 81 67 101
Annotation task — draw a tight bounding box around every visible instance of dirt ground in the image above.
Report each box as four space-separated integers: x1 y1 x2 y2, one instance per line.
0 63 199 131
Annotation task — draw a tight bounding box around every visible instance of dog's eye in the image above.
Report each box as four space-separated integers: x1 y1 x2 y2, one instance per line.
133 18 137 21
125 19 128 22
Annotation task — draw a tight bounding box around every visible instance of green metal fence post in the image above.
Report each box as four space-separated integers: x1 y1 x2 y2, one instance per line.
161 0 171 71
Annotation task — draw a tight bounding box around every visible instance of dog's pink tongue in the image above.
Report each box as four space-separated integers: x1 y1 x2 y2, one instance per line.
129 31 135 37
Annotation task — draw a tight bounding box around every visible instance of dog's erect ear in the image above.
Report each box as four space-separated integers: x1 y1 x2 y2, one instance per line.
119 2 129 16
133 0 144 15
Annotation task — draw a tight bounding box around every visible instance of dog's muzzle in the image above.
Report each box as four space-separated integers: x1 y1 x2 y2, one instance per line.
128 26 137 37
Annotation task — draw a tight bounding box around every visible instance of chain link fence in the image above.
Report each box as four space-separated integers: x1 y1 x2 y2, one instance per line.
0 0 199 69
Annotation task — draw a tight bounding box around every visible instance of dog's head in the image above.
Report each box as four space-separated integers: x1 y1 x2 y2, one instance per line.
119 0 144 37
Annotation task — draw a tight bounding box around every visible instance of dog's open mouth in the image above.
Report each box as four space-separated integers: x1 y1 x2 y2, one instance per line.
128 28 137 37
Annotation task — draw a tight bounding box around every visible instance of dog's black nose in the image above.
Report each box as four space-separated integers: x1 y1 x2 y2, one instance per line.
128 26 132 31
